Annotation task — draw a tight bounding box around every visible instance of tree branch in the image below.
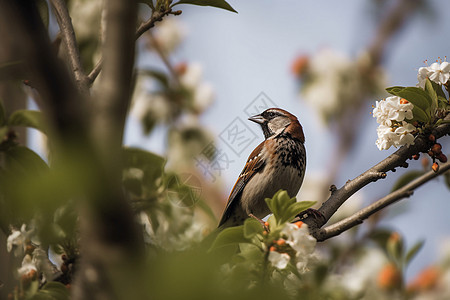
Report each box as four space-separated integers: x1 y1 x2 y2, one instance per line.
303 117 450 238
87 7 173 84
49 0 89 95
317 161 450 241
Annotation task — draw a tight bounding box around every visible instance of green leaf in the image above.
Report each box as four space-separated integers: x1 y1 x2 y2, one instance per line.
243 218 263 239
265 190 295 224
391 170 425 192
31 281 70 300
173 0 237 13
210 225 249 250
425 78 438 111
36 0 49 29
411 106 429 123
438 95 449 109
283 201 316 224
386 86 432 112
4 145 48 174
387 233 404 263
405 240 424 266
8 110 46 133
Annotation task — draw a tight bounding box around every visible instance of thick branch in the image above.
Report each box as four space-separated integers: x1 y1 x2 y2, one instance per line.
50 0 89 95
303 118 450 237
87 7 173 84
317 161 450 241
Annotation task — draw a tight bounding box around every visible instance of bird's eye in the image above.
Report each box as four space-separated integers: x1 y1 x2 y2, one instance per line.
268 111 276 118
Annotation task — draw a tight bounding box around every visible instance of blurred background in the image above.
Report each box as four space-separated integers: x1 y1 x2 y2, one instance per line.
116 0 450 282
1 0 443 297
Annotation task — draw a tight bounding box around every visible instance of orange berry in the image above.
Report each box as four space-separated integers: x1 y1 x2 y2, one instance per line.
263 231 268 236
400 98 409 104
276 239 286 246
437 153 447 163
291 55 309 77
174 62 187 75
431 143 442 155
407 266 440 292
294 221 303 228
432 162 439 172
29 269 37 281
377 263 402 290
264 221 270 228
269 246 277 252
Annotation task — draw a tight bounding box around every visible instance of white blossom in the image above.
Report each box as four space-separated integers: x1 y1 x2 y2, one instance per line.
417 66 430 88
7 224 28 256
153 17 186 53
376 122 416 150
18 254 37 276
179 63 203 90
373 96 413 126
268 251 291 269
428 61 450 85
282 223 316 255
375 124 395 150
280 222 317 274
193 82 214 113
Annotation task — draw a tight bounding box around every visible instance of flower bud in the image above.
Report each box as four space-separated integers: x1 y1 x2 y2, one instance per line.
431 143 442 155
276 239 286 246
377 263 402 290
400 98 409 104
407 266 440 292
269 246 277 252
291 55 309 77
432 162 439 172
412 154 420 160
294 221 303 228
437 153 447 163
428 134 436 143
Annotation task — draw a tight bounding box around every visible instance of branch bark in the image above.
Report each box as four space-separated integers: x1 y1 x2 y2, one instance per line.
303 118 450 239
317 161 450 241
49 0 89 96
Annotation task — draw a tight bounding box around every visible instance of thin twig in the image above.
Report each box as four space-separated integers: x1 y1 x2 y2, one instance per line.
49 0 89 95
87 7 173 84
316 161 450 241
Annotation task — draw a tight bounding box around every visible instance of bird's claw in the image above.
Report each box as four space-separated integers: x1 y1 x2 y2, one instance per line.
295 208 326 223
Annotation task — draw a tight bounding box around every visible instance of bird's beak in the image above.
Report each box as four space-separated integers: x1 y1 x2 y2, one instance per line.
248 114 265 124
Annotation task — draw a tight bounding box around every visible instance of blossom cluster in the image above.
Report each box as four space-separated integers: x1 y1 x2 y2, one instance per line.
268 221 317 273
373 96 416 150
417 60 450 88
294 49 386 124
6 224 40 277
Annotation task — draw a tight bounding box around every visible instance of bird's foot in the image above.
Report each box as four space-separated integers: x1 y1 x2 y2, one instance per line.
295 208 326 224
248 213 269 232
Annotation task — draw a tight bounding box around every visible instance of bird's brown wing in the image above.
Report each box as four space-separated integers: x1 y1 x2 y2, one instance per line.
218 141 266 227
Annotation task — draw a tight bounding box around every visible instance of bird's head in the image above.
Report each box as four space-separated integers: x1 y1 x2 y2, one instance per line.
248 108 304 142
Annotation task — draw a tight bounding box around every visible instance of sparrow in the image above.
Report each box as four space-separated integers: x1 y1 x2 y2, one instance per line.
218 108 307 229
